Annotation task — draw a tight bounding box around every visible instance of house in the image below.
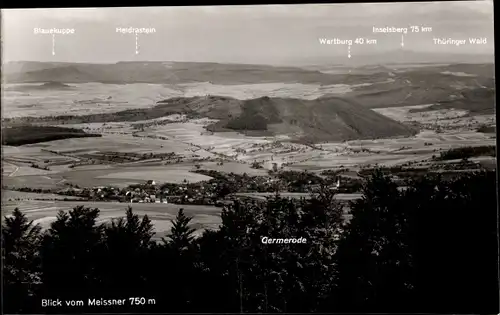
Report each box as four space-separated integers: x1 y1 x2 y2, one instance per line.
330 179 341 190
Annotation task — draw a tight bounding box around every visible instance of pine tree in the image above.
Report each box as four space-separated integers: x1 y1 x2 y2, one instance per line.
101 206 154 298
219 201 258 312
160 208 197 311
40 206 104 300
106 206 154 250
2 208 42 313
165 208 195 252
334 170 409 312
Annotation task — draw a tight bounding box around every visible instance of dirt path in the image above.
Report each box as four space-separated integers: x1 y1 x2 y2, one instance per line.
8 165 20 177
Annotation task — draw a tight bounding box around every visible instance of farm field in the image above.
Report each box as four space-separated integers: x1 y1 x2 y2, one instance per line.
288 130 496 170
2 189 84 201
25 134 201 156
2 161 19 176
95 168 213 183
2 174 66 189
3 120 496 189
135 119 324 166
3 164 215 190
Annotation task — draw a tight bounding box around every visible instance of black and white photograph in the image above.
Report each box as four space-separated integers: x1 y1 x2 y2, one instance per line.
1 2 498 314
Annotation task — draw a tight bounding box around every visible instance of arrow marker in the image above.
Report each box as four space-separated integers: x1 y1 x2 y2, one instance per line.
348 44 351 59
401 34 404 47
135 33 139 55
52 34 55 55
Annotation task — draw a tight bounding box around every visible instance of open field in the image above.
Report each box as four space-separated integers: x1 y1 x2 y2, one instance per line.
5 117 326 170
96 169 213 183
137 119 324 165
2 123 496 189
26 135 199 156
2 165 53 177
2 145 80 173
1 199 221 239
2 164 215 189
2 83 179 118
2 190 85 201
288 130 496 170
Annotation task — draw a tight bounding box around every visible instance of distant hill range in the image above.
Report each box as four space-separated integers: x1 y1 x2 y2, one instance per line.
342 64 495 112
4 95 417 143
5 81 75 91
291 50 494 67
2 59 495 126
2 53 494 86
3 61 352 85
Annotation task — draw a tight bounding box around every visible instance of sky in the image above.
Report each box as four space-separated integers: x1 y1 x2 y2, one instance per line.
1 1 495 65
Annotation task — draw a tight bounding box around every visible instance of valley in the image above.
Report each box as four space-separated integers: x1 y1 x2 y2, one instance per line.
1 60 496 239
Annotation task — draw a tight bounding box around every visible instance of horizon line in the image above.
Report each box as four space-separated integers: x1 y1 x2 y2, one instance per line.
2 54 495 68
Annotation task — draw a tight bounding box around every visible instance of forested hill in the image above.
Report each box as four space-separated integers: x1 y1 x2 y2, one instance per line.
3 95 416 143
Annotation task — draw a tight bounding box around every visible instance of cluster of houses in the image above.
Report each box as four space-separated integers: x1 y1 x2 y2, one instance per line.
45 169 348 205
117 180 225 204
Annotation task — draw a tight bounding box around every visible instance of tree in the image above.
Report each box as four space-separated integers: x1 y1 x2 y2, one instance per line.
333 170 499 314
2 208 42 313
165 208 195 252
219 200 260 312
3 170 496 314
157 208 198 311
404 171 499 313
215 182 233 199
100 206 154 297
334 170 412 312
40 206 104 300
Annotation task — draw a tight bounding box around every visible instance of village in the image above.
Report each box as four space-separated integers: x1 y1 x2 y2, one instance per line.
3 168 352 206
